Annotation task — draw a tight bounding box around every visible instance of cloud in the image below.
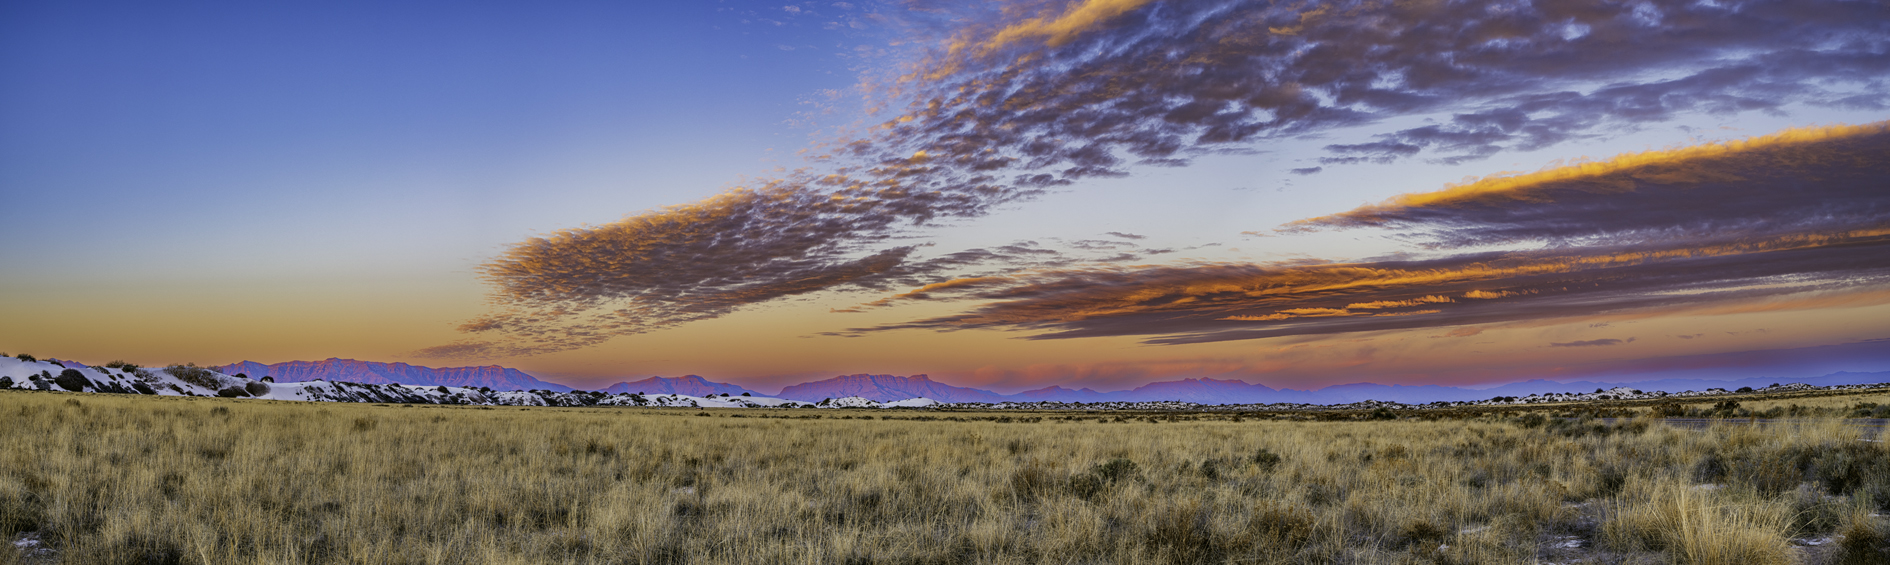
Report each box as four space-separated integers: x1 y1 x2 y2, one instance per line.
830 125 1890 344
886 0 1890 173
1431 327 1483 339
1550 338 1627 347
831 233 1890 344
1287 122 1890 247
427 0 1890 357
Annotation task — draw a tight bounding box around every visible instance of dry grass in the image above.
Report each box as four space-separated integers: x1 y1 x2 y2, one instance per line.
1739 390 1890 415
0 391 1887 564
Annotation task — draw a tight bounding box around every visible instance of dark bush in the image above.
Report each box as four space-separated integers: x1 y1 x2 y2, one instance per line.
1837 517 1889 565
1596 466 1628 497
260 375 274 383
53 369 92 392
1788 486 1848 537
1697 448 1813 496
1092 458 1138 483
1394 519 1448 550
1067 458 1140 500
1144 503 1220 564
1253 448 1283 472
216 386 250 398
131 381 156 395
1812 444 1890 507
164 364 222 390
0 377 11 389
1650 402 1687 417
245 381 271 397
1008 461 1060 501
0 482 45 535
14 353 36 362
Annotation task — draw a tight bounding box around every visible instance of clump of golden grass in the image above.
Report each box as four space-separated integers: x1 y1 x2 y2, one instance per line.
0 391 1886 564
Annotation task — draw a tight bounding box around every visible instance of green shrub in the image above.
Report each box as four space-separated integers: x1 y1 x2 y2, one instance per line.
13 353 35 363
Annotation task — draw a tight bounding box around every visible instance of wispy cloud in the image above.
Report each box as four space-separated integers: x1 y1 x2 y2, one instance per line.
424 0 1890 358
1551 338 1630 348
1286 122 1890 247
830 124 1890 344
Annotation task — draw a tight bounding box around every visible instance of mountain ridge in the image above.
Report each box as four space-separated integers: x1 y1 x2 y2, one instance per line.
216 358 573 391
603 375 759 397
775 373 1008 403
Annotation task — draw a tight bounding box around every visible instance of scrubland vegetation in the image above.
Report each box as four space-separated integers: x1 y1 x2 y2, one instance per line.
2 391 1888 564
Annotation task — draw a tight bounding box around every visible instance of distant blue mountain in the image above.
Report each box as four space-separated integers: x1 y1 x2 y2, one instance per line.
218 358 572 391
603 375 759 397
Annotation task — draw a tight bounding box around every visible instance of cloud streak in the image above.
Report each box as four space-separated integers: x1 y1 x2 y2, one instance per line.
1288 122 1890 247
832 123 1890 344
426 0 1889 358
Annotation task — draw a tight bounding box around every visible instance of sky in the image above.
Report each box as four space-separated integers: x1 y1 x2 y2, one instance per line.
3 0 1888 393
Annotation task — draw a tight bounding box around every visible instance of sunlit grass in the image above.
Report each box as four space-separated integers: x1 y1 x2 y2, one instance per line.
0 391 1886 564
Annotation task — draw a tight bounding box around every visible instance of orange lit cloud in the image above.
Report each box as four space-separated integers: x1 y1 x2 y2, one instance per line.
426 0 1890 358
833 123 1890 344
833 230 1890 344
1287 121 1890 247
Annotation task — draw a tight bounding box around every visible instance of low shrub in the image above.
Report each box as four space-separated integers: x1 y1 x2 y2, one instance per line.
53 369 92 392
1068 458 1139 500
164 364 223 390
1695 448 1810 496
1811 444 1890 510
13 353 35 363
1651 402 1687 418
1836 514 1890 565
1007 461 1060 501
1253 448 1283 472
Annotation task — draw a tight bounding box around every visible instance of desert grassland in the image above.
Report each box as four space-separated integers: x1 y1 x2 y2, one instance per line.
1736 390 1890 414
1 392 1887 565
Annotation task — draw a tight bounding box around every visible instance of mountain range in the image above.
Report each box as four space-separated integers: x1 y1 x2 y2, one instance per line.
603 375 759 397
217 358 573 391
217 358 1889 404
776 374 1008 403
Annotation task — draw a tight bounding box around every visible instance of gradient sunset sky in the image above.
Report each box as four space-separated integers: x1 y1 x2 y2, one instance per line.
4 0 1887 393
